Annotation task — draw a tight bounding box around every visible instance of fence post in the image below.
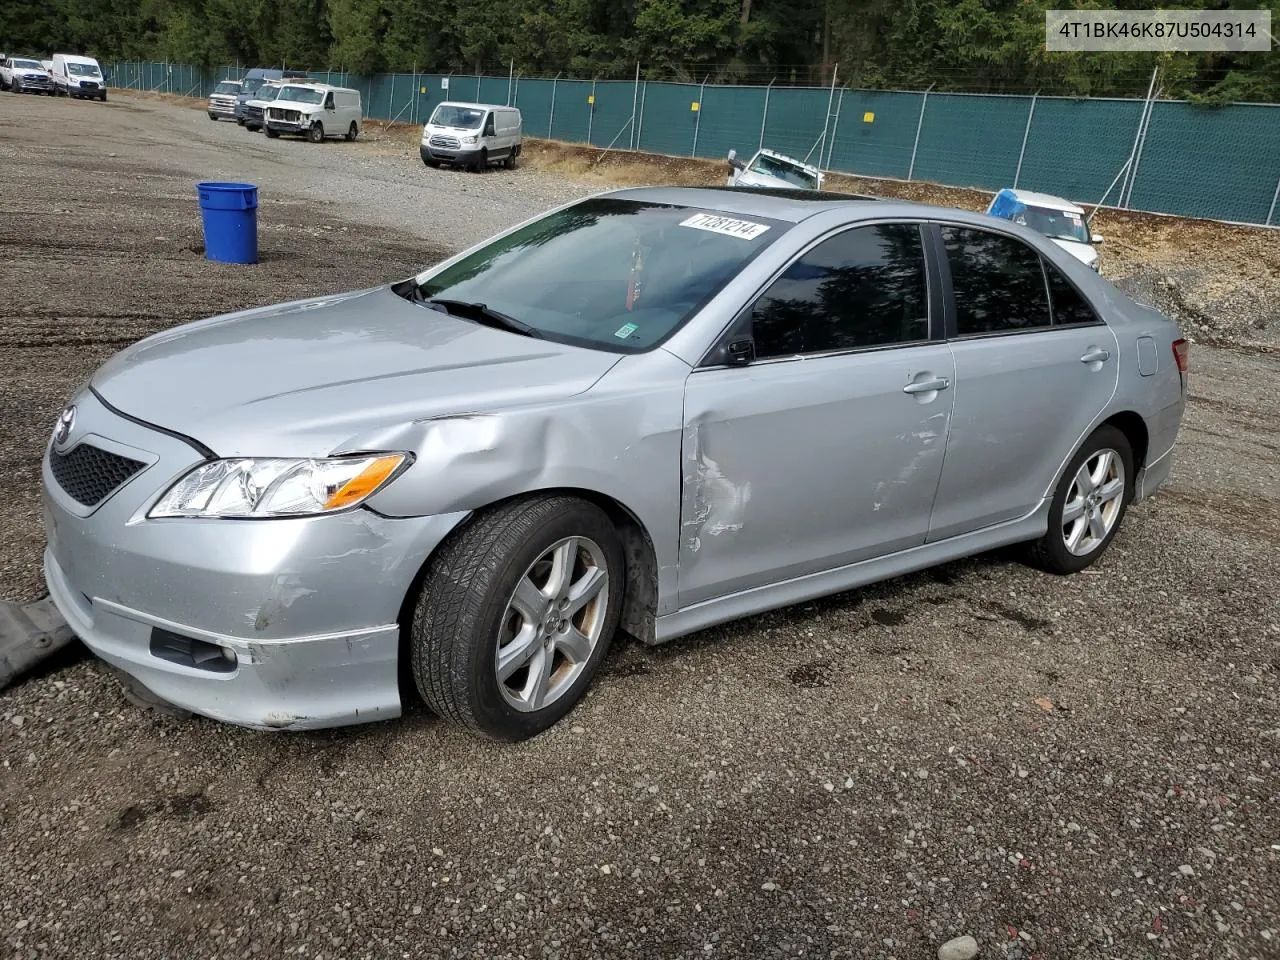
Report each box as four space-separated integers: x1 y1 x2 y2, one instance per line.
630 62 640 151
412 64 418 126
907 83 934 181
549 73 559 139
387 74 395 122
825 86 845 170
1124 92 1157 209
759 79 773 151
636 81 647 150
507 59 514 106
1268 176 1280 226
691 78 707 157
1013 92 1037 189
817 63 839 165
1120 67 1159 209
587 78 597 145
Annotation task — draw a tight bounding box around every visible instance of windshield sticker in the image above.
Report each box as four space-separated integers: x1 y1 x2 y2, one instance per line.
679 213 771 240
614 322 639 339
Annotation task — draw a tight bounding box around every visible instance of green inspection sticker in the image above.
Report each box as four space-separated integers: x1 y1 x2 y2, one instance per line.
614 322 639 339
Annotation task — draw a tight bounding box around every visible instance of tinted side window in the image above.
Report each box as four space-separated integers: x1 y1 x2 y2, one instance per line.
941 226 1051 335
750 224 929 359
1044 260 1100 326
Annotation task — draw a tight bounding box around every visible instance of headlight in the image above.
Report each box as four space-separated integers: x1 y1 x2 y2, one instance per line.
149 454 409 519
463 134 478 144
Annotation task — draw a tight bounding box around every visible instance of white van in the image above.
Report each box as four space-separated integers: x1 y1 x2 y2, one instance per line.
264 83 362 143
51 53 106 101
420 102 522 171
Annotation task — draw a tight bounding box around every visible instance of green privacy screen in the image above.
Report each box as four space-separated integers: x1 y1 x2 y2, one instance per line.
107 61 1280 226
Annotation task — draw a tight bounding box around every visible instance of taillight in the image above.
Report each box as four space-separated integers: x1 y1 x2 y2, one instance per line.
1172 338 1189 373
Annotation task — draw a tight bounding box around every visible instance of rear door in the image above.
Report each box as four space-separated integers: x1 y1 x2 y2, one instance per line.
926 224 1120 541
679 221 955 606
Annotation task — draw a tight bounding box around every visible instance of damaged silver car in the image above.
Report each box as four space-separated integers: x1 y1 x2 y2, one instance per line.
42 187 1187 739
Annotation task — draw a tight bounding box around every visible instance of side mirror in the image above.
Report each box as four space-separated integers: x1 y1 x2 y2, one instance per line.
725 338 755 366
727 149 745 171
1090 233 1103 245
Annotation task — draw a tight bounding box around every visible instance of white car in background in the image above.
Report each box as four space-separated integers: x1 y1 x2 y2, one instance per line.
987 188 1103 271
727 147 824 191
2 56 54 94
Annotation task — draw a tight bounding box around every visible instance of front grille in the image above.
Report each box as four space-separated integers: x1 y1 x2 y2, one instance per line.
429 135 461 149
78 80 99 90
267 108 301 122
50 443 145 507
246 105 263 120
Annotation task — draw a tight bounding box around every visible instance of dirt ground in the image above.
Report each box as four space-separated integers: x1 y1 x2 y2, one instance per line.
2 93 1280 960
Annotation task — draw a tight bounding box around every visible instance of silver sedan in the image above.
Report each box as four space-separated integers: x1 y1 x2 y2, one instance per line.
41 187 1187 739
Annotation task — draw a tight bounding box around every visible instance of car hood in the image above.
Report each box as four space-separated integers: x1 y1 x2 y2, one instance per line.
1051 237 1098 267
90 286 623 458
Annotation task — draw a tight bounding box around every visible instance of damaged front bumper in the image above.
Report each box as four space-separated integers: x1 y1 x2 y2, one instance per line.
40 389 467 730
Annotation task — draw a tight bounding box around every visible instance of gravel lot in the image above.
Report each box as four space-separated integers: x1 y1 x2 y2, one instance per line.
2 93 1279 960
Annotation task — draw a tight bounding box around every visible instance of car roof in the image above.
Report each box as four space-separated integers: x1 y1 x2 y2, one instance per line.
59 54 99 63
436 101 518 111
1004 188 1084 214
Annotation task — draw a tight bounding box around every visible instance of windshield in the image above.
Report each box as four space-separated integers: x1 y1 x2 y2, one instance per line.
431 105 486 129
409 198 783 353
255 85 281 102
67 62 100 77
749 153 819 189
1012 205 1091 243
13 59 43 70
213 81 240 95
277 86 324 104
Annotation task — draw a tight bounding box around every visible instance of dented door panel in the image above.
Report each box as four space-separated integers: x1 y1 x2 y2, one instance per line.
678 346 955 607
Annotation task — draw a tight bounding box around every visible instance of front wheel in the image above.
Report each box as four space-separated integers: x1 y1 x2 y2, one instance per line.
99 92 107 102
345 121 358 141
264 127 279 138
308 121 324 143
410 495 625 741
1026 424 1133 574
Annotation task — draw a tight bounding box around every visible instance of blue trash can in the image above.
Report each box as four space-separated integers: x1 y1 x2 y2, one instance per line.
196 182 259 264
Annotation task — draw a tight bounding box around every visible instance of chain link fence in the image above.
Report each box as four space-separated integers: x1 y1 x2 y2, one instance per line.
105 61 1280 227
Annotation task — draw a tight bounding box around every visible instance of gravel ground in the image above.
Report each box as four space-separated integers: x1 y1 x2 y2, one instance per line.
2 93 1280 960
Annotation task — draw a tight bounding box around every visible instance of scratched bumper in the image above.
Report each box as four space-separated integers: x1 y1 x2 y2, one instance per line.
40 388 466 730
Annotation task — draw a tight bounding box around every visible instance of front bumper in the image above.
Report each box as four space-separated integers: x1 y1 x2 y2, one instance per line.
208 99 238 118
267 119 308 134
41 388 467 730
420 143 482 163
15 76 53 92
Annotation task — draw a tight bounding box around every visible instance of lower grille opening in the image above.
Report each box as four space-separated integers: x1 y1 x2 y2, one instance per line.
49 443 146 507
149 628 237 673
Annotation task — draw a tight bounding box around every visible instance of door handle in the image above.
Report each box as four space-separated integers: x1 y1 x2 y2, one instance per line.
903 377 950 394
1080 347 1111 364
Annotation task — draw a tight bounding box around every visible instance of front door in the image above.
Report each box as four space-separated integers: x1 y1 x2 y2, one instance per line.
678 222 954 607
927 224 1120 541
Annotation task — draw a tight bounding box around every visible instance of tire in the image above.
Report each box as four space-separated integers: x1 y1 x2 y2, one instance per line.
502 151 516 170
1026 424 1134 575
209 112 218 121
345 121 358 142
422 157 440 168
236 117 246 126
472 147 488 172
410 495 625 741
308 122 324 143
99 92 107 102
264 127 279 139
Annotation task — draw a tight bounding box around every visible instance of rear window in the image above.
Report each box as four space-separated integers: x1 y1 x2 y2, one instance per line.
410 198 787 353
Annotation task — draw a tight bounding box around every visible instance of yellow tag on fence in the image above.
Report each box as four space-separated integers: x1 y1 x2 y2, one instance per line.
587 95 595 104
691 102 700 112
863 112 875 123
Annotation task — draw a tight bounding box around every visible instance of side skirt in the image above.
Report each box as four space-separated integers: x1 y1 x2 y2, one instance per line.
653 500 1050 644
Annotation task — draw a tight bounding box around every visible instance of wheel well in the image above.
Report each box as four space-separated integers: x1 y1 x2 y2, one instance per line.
1102 411 1149 472
395 488 660 688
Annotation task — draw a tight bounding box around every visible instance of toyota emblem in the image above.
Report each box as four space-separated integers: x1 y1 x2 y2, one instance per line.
53 405 76 447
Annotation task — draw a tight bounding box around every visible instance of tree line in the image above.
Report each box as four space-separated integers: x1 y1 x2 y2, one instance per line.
3 0 1277 102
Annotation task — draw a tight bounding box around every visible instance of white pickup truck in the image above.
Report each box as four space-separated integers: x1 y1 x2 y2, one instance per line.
726 147 824 191
1 56 55 95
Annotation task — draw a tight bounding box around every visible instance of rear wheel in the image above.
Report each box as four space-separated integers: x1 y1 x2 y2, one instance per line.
410 496 624 741
1026 424 1133 574
345 121 358 141
502 151 516 170
308 121 325 143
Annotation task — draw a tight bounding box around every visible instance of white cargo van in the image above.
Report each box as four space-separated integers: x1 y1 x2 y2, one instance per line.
264 83 362 143
420 102 522 171
51 53 106 101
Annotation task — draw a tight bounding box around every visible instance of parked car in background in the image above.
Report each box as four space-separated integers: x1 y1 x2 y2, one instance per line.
207 79 242 121
987 188 1103 272
51 53 105 100
40 187 1186 740
234 67 309 124
420 102 522 170
265 83 362 142
241 81 282 131
727 147 824 191
2 56 54 95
